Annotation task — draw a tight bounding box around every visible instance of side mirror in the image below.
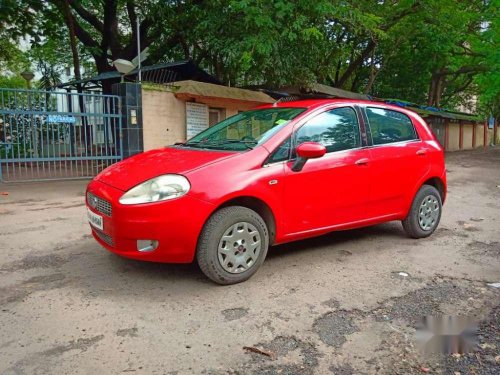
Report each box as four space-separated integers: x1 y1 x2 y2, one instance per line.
291 142 326 172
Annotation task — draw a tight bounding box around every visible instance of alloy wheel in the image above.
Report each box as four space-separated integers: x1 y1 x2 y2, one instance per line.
218 222 261 274
418 195 440 231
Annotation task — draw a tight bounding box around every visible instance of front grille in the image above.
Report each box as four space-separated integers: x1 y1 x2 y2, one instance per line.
94 229 114 247
87 192 112 217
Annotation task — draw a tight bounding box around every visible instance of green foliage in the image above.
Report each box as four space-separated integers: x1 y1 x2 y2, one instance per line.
0 75 26 89
475 0 500 117
371 0 492 110
0 0 497 116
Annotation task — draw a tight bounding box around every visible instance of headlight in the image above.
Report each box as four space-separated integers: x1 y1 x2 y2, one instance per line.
119 175 190 205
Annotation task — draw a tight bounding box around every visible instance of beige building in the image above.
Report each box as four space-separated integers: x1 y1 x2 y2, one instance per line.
392 104 490 152
141 78 495 153
426 117 490 151
142 80 275 150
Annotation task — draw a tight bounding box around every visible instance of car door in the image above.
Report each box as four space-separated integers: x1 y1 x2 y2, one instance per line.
362 106 430 218
282 106 372 235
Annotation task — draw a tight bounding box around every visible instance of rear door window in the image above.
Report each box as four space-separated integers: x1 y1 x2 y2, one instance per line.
365 107 417 145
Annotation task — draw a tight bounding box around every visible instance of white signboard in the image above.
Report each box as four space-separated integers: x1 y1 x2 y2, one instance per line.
186 102 209 139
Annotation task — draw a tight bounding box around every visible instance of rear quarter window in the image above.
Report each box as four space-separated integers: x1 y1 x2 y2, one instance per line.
366 107 418 145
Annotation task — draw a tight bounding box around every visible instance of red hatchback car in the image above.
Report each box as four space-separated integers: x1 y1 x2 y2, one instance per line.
86 99 446 284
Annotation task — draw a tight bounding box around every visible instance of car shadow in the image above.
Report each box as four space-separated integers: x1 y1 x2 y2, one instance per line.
267 221 408 259
35 221 410 300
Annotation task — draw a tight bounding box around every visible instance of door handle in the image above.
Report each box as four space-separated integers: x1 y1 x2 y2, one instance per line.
416 149 427 156
355 158 369 166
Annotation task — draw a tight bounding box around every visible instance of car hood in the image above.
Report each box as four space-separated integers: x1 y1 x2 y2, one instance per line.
95 147 236 191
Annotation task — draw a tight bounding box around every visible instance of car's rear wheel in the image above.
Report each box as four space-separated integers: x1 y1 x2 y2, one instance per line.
402 184 442 238
197 206 269 285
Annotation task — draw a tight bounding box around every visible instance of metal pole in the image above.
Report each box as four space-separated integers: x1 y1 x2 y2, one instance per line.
136 18 141 83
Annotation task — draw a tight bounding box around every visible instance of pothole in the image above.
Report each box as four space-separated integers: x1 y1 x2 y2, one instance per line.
313 310 362 348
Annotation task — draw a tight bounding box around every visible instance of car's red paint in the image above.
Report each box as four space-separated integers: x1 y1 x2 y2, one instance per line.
87 179 215 263
86 99 447 263
283 146 373 234
296 142 327 159
96 147 236 191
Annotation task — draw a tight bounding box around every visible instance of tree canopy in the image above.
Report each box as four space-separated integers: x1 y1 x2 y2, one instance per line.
0 0 498 116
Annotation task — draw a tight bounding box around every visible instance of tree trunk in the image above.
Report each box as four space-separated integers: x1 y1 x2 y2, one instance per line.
364 68 379 94
428 71 445 107
62 0 81 82
62 0 87 155
337 40 376 89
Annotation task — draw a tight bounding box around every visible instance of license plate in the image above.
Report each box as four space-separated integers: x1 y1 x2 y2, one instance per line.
87 208 103 230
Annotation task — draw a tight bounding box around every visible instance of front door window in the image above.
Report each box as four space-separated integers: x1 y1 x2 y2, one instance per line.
295 107 361 152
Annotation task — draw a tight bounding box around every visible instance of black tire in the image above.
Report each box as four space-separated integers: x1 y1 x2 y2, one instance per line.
197 206 269 285
402 184 442 239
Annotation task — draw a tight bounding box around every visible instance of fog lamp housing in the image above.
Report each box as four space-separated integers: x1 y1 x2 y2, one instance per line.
137 240 158 252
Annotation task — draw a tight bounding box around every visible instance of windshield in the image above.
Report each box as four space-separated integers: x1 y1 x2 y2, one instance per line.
184 107 305 151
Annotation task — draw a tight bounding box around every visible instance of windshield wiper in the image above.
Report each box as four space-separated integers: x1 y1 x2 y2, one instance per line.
205 139 257 150
181 141 205 148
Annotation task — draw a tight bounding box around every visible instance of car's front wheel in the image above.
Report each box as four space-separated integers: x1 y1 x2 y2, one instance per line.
402 184 442 238
197 206 269 285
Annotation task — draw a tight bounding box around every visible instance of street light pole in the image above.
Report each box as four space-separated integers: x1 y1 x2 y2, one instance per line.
136 18 141 83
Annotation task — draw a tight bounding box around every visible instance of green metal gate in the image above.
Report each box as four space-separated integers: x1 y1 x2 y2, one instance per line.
0 88 122 182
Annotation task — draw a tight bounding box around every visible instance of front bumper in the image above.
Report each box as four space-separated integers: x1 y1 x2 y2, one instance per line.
86 179 216 263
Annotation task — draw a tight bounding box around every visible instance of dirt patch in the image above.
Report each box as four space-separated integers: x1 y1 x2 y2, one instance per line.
41 335 104 357
467 241 500 258
60 203 85 209
380 304 500 374
116 327 138 338
457 220 482 232
0 273 68 305
372 279 478 325
0 254 68 272
27 207 58 211
329 363 357 375
321 298 341 309
222 307 249 321
0 225 47 236
242 336 321 375
0 199 38 205
430 227 469 239
313 310 362 348
439 305 500 374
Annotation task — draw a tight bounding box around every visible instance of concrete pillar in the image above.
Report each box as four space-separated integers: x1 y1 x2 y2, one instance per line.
494 118 498 145
444 120 449 151
112 82 143 158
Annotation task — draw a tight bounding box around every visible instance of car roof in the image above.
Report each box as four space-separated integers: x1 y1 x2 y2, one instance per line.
258 98 410 112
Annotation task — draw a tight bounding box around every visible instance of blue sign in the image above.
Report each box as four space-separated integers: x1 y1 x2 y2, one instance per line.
47 115 76 123
488 116 495 129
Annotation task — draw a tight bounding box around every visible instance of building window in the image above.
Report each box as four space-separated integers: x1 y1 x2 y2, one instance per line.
209 108 222 126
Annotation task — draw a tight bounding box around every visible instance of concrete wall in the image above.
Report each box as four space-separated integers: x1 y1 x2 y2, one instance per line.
141 87 266 151
448 123 460 151
475 124 484 147
428 122 445 147
488 128 499 145
463 124 474 150
142 89 187 151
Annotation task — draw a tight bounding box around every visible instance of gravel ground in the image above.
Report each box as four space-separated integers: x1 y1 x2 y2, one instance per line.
0 147 499 375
